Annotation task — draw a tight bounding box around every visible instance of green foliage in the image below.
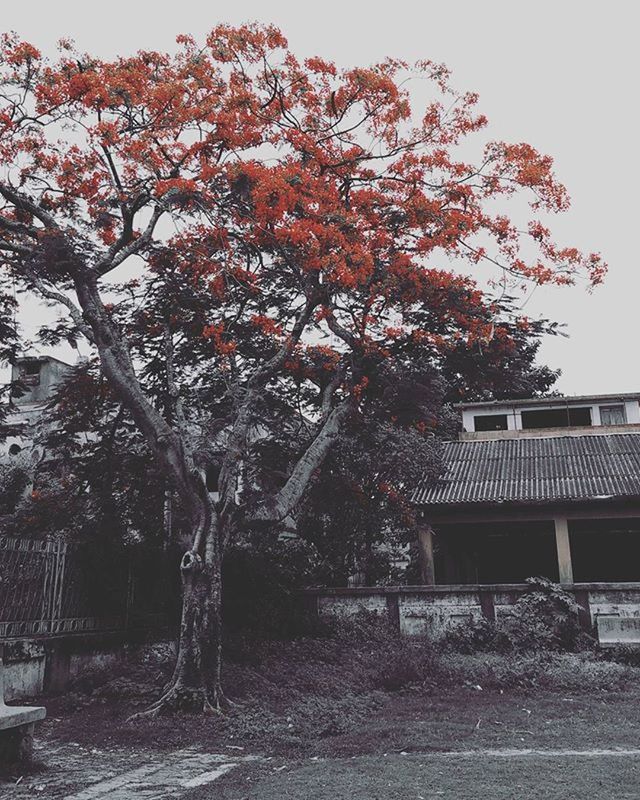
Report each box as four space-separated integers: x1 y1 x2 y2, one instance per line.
297 419 442 587
503 576 586 651
443 651 636 691
3 360 169 546
440 616 499 654
223 534 323 638
51 611 639 754
440 313 562 405
0 459 29 520
601 646 640 667
443 577 589 654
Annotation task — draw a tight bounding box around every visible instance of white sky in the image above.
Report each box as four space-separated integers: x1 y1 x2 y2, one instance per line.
2 0 637 395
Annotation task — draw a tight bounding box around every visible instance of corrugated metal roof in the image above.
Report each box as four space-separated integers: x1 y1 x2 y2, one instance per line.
413 433 640 505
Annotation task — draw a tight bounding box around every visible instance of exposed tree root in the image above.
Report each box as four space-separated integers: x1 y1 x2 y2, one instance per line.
127 681 236 722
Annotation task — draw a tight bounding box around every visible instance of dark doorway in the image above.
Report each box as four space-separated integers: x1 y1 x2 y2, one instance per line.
434 521 558 584
570 519 640 582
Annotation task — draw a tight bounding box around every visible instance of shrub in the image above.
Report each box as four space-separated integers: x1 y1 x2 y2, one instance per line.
504 576 586 651
443 577 591 654
222 535 321 638
318 608 399 644
441 616 499 654
440 651 637 691
374 645 430 691
601 645 640 667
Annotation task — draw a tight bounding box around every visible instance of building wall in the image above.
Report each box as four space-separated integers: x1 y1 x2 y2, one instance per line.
303 583 640 639
462 398 640 434
10 357 72 406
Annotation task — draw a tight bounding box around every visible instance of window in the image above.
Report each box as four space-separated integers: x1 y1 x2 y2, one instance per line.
21 362 40 375
521 406 592 429
474 413 508 432
19 361 41 386
599 405 626 426
570 519 640 582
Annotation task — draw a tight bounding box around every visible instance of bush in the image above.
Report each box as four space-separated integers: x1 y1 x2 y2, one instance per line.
374 644 433 691
443 577 591 654
440 651 637 692
441 616 499 654
317 608 399 644
601 645 640 667
222 535 322 638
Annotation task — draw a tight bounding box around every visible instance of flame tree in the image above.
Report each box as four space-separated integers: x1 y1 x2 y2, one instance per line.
0 25 604 712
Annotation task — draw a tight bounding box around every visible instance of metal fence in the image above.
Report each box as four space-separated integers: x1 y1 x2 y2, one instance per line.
0 535 176 639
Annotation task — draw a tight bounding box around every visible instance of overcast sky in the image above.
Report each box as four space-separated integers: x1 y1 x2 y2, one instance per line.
2 1 637 395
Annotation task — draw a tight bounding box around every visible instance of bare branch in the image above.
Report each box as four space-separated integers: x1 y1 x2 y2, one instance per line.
216 293 320 512
326 309 358 348
0 241 32 256
21 264 94 342
321 364 346 420
0 213 39 239
250 293 319 387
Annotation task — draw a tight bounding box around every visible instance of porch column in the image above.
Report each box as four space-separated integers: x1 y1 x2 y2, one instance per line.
417 524 436 586
554 516 574 584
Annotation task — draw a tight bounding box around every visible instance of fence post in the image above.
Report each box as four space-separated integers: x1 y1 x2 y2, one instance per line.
386 591 401 635
41 539 55 633
43 539 67 634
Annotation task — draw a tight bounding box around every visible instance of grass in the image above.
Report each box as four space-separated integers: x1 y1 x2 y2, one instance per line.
196 752 640 800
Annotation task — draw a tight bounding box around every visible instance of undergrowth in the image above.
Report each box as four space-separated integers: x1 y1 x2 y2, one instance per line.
51 588 640 752
64 607 637 719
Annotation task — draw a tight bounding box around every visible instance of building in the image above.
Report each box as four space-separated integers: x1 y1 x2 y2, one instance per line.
1 355 73 460
413 392 640 586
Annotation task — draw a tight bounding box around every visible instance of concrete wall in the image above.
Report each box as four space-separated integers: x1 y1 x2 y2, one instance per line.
303 583 640 639
1 631 173 701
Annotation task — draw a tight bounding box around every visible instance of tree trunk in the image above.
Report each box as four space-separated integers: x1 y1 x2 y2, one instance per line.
142 519 227 715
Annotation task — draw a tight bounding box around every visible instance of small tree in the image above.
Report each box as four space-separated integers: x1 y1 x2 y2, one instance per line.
0 26 604 711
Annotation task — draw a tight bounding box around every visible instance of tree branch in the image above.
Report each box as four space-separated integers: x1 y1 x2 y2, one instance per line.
248 399 353 525
21 264 94 342
95 204 163 276
0 184 58 229
216 293 320 512
326 308 358 349
321 364 346 420
0 213 39 239
0 241 32 256
72 274 211 550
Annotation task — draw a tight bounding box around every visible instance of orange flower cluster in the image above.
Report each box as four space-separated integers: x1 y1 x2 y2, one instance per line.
202 323 236 356
0 23 607 406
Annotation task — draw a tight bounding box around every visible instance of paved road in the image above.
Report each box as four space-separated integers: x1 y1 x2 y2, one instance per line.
1 742 258 799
